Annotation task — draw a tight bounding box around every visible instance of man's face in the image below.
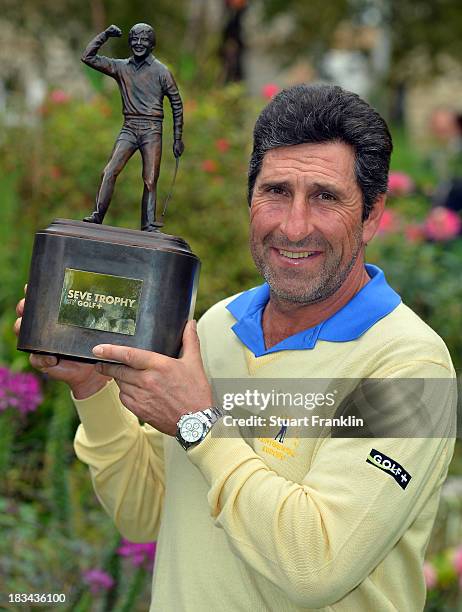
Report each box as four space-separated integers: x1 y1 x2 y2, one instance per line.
249 142 377 304
130 29 153 59
430 109 458 143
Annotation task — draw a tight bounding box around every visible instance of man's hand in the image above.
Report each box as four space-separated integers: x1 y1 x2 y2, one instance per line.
105 25 122 38
173 139 185 158
14 289 111 399
93 320 213 436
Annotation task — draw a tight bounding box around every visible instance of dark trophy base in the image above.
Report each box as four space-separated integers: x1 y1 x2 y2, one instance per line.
17 219 200 362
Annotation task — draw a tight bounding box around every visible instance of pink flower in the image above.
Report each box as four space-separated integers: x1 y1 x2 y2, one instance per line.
83 569 114 594
453 547 462 575
378 209 399 234
117 539 156 569
404 223 425 243
388 172 413 196
215 138 230 153
202 159 218 173
261 83 280 100
50 89 71 104
0 367 42 414
424 206 461 241
423 562 437 590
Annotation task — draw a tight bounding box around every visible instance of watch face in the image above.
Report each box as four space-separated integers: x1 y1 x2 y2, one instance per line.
180 416 205 443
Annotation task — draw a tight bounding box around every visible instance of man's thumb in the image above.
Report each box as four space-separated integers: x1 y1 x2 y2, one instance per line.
181 320 201 360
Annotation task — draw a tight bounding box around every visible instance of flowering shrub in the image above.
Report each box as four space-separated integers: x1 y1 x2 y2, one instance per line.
117 539 157 569
82 568 115 594
425 206 462 241
377 208 400 234
368 204 462 372
387 171 414 196
0 366 42 414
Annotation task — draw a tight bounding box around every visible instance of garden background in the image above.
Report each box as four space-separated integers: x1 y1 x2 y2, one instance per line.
1 1 462 610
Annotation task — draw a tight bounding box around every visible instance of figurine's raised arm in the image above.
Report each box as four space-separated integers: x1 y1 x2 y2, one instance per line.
81 25 122 77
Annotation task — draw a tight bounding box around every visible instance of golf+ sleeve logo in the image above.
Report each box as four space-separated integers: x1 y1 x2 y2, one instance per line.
366 448 411 490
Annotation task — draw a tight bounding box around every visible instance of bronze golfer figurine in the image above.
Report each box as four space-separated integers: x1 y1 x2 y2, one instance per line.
81 23 184 231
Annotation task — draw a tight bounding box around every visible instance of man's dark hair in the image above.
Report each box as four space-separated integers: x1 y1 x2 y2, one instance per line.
248 83 393 220
128 23 156 48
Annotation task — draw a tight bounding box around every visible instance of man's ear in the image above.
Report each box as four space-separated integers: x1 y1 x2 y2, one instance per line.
362 194 386 244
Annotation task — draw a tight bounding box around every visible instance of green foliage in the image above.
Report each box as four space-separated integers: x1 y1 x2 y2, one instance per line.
0 411 15 474
44 384 73 536
368 234 462 371
114 566 148 612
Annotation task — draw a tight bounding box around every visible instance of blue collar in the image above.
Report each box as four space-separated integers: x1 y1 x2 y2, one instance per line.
226 264 401 357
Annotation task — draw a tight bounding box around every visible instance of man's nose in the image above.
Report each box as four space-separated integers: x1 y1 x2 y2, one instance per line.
279 194 314 243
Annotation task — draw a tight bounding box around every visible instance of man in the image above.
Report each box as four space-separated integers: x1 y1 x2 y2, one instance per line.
428 107 462 219
81 23 184 230
16 84 455 610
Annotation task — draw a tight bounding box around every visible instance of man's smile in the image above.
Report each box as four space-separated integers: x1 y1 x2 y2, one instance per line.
277 248 321 259
269 246 323 267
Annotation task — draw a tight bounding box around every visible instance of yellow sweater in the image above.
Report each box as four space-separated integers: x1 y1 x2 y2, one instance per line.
73 297 456 612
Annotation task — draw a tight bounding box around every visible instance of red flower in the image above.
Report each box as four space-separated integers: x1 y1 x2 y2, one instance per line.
202 159 218 173
215 138 230 153
424 206 461 241
50 89 71 104
261 83 280 100
378 209 399 234
388 172 413 196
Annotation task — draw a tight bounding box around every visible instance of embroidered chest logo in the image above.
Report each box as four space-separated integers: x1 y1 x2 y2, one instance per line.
366 448 411 490
256 422 300 461
274 424 288 443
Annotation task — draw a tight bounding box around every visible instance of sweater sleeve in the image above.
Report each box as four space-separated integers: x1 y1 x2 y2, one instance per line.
73 380 165 542
187 361 456 608
80 31 119 77
160 69 183 140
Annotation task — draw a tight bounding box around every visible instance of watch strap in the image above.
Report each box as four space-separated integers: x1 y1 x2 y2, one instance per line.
176 406 224 450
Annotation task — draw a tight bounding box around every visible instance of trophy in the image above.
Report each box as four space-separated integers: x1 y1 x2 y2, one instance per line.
17 23 200 362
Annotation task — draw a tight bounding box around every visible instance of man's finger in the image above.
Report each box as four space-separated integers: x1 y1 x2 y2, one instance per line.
92 344 170 370
14 317 21 336
95 361 144 385
30 354 58 370
16 298 25 317
24 283 28 295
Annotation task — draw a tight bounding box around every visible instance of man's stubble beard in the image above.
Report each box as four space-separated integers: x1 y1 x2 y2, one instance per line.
249 227 364 305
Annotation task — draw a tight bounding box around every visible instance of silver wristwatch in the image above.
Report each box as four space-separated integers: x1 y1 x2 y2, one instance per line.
175 407 224 450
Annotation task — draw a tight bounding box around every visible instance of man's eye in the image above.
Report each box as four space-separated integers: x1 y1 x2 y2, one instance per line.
317 192 336 201
266 186 287 196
